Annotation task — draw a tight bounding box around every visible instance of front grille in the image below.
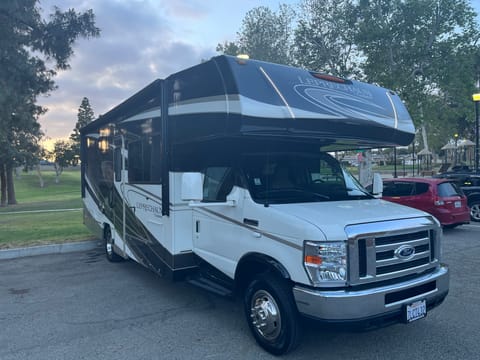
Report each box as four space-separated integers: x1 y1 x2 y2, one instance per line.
346 218 440 286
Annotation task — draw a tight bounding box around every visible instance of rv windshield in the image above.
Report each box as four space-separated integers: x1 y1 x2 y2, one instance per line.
243 152 371 205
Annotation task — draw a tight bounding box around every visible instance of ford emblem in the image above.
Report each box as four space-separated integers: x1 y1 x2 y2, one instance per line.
395 245 415 260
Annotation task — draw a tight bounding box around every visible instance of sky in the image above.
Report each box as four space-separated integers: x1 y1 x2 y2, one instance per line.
37 0 480 144
38 0 296 143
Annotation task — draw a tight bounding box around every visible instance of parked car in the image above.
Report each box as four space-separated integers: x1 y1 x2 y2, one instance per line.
380 177 470 228
434 172 480 222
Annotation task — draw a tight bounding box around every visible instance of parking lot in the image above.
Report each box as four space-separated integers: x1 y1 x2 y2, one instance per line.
1 224 479 360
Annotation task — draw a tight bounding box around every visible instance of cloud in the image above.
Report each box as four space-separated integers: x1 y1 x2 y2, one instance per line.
38 0 216 139
161 0 208 20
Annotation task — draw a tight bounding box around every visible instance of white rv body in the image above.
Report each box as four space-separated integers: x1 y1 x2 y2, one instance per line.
81 56 448 355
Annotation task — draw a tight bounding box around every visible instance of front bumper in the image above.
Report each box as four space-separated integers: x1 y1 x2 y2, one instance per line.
293 264 449 325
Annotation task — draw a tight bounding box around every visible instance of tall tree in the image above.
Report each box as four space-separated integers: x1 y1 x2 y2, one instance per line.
294 0 361 77
215 41 240 57
70 97 94 164
355 0 480 151
51 140 75 183
217 4 295 65
0 1 100 206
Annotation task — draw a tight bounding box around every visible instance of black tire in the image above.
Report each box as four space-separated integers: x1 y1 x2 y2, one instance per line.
104 225 124 262
470 201 480 222
243 273 302 355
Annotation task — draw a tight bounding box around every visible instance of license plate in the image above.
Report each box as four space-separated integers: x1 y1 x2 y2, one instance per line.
405 300 427 323
454 201 461 208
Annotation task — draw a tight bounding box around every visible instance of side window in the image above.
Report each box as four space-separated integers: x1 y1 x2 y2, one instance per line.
85 131 113 198
383 182 415 196
203 167 234 202
413 183 429 195
128 140 149 183
127 135 162 184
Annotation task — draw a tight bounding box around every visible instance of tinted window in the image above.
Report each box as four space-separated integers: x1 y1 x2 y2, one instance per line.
203 167 234 202
127 134 162 184
84 130 113 199
383 182 415 196
383 181 430 197
413 183 429 195
438 182 461 197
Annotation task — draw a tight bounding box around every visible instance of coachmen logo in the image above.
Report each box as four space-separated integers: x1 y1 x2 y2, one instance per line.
395 245 416 260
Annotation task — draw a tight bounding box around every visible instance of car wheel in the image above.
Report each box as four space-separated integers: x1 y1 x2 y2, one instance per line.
104 225 124 262
244 273 302 355
470 202 480 222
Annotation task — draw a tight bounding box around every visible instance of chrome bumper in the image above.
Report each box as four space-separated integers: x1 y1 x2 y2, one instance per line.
293 264 449 322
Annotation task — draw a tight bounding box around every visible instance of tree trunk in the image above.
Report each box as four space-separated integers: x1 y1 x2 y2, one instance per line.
0 162 6 207
420 105 429 152
15 166 22 179
54 163 63 184
6 162 17 205
421 124 429 152
36 164 45 188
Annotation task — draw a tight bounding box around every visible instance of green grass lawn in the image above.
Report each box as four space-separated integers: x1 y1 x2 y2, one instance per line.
0 168 95 249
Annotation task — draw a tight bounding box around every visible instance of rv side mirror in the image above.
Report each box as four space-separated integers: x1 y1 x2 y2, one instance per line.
372 173 383 198
181 172 203 202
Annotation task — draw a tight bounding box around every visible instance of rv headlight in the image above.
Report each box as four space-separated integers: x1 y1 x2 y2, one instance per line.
303 241 347 286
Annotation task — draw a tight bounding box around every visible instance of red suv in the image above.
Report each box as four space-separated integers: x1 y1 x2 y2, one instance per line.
381 177 470 228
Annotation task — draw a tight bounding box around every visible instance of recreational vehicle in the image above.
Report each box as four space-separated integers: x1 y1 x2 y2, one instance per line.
81 55 449 355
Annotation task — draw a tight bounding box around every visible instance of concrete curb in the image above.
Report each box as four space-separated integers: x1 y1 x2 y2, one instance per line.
0 240 102 260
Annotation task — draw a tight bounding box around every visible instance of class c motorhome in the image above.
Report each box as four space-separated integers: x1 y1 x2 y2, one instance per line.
81 55 449 355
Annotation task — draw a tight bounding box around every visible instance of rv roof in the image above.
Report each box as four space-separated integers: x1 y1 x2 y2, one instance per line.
82 55 415 150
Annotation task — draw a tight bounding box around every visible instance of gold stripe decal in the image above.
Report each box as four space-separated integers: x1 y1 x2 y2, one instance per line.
200 208 303 251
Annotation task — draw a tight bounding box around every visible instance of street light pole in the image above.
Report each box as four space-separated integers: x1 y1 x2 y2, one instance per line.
473 93 480 172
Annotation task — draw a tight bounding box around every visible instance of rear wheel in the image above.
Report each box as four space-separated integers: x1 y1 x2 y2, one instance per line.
104 225 123 262
470 201 480 222
243 273 302 355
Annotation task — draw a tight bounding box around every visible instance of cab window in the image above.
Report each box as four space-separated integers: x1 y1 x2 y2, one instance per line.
203 167 234 202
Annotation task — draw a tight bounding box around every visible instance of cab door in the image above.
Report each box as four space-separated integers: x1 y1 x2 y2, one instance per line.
192 166 246 277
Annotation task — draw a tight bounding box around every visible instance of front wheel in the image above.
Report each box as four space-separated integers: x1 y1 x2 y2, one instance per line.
470 201 480 222
243 273 302 355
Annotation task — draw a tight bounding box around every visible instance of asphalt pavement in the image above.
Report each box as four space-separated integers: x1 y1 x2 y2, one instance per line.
0 224 479 359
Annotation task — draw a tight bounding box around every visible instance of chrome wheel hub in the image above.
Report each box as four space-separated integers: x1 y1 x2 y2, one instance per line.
250 290 281 340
